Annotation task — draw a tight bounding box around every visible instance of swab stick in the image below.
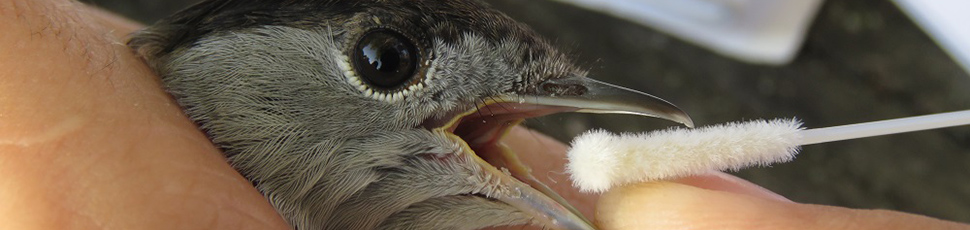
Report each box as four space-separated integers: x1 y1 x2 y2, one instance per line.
567 110 970 193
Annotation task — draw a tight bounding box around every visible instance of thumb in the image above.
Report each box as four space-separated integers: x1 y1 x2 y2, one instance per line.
595 179 969 230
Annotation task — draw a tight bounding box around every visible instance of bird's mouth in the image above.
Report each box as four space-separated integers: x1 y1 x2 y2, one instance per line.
428 76 693 230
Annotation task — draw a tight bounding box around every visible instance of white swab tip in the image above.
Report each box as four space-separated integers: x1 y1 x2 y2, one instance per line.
566 119 804 193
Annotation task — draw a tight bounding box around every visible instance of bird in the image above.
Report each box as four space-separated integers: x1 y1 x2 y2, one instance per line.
128 0 693 229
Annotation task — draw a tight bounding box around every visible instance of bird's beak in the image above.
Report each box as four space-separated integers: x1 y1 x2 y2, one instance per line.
522 76 694 128
438 75 692 230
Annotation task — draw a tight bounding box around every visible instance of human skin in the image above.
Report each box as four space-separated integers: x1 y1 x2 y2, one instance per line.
1 1 968 230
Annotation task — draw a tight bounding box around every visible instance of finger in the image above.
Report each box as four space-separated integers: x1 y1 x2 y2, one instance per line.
0 1 288 229
596 182 970 230
672 172 791 202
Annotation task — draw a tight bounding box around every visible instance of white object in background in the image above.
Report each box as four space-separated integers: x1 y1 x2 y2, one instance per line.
567 110 970 193
549 0 824 65
892 0 970 76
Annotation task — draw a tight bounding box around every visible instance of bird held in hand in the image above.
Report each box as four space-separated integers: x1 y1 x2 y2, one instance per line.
128 0 692 229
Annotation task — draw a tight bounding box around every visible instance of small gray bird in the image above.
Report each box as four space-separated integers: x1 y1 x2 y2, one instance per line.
129 0 693 229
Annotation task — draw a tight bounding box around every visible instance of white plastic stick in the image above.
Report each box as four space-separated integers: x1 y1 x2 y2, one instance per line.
799 110 970 145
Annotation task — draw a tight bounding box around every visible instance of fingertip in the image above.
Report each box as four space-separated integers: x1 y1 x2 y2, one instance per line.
595 181 806 230
594 181 970 230
672 172 792 203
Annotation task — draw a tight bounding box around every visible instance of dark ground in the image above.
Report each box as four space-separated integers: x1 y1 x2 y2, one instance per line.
83 0 970 223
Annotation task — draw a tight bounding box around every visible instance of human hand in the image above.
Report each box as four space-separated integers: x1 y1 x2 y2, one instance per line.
0 1 289 229
2 1 967 230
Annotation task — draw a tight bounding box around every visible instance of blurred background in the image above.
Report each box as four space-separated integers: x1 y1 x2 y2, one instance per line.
82 0 970 223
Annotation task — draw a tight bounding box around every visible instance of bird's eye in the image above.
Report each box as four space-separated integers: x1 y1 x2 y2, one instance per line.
352 30 419 90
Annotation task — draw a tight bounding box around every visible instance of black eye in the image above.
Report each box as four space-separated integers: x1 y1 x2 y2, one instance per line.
352 29 419 90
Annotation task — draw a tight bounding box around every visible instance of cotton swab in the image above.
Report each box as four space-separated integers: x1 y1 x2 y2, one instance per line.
566 110 970 193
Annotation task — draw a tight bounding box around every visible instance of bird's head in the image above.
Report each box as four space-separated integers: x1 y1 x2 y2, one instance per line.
130 0 692 229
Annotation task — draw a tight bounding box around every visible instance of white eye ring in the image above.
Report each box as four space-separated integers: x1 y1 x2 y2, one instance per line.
337 54 435 103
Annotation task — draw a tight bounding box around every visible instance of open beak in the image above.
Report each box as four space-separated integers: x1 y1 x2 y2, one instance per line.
438 75 692 230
